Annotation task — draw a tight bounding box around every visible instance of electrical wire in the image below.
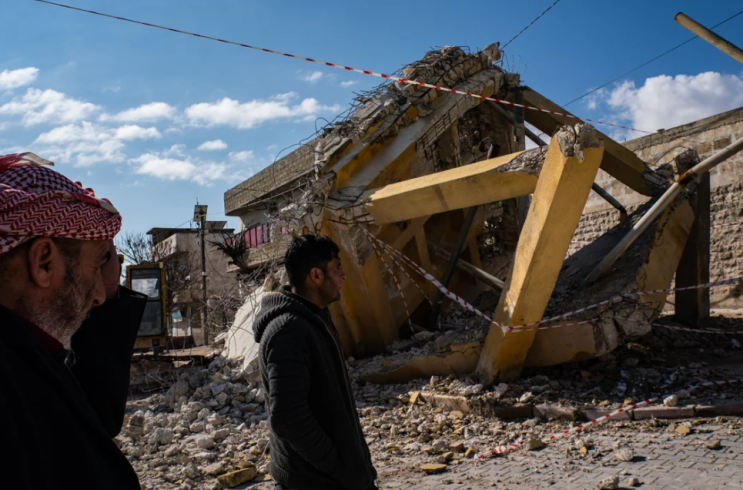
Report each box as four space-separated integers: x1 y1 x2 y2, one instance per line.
31 0 650 134
502 0 564 50
563 8 743 108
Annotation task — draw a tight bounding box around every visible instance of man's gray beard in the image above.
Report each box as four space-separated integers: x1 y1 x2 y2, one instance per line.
20 266 94 348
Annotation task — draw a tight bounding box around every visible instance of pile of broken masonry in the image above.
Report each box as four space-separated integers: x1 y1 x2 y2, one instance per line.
121 312 742 490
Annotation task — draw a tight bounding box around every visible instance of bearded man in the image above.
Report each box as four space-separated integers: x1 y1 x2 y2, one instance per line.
0 153 146 489
254 235 378 490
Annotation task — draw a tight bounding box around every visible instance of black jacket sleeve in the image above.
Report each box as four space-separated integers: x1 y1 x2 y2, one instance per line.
265 321 339 475
66 286 147 438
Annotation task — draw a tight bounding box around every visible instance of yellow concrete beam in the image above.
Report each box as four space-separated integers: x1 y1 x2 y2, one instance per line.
521 88 653 196
363 151 538 224
476 130 605 383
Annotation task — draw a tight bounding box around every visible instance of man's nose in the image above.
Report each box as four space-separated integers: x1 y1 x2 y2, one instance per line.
91 272 107 307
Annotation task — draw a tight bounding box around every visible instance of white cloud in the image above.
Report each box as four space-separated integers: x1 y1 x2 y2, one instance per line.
198 139 228 151
130 152 242 186
184 92 341 129
303 71 324 83
34 122 105 145
33 122 126 167
132 154 195 180
0 88 100 126
32 122 160 166
114 125 162 140
101 102 176 123
163 144 187 157
228 150 255 162
0 67 39 90
605 72 743 138
340 80 358 87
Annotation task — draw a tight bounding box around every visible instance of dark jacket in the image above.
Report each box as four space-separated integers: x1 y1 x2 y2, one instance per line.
255 288 376 490
0 287 146 489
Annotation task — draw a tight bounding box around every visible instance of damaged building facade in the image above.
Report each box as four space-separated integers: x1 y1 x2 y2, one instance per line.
148 222 238 346
223 45 720 384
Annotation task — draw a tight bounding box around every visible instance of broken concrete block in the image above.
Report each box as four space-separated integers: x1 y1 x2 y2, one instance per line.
421 463 447 474
217 466 257 488
204 462 224 476
449 441 465 453
525 439 545 451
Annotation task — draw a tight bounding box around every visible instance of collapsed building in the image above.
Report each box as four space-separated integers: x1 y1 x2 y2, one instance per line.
222 45 720 384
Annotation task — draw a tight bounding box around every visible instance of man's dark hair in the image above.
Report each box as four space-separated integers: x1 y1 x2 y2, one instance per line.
284 235 340 291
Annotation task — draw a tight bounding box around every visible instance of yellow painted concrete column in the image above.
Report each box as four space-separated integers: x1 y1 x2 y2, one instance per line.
476 127 605 383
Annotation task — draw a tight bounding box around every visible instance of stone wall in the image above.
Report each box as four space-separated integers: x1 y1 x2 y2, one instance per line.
572 106 743 308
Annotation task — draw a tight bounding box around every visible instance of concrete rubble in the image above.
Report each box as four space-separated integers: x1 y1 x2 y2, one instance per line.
121 308 743 489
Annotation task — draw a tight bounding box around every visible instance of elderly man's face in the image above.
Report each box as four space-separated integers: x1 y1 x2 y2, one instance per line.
18 238 110 347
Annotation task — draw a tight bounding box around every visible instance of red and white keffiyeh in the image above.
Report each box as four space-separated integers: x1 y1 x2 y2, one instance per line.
0 152 122 255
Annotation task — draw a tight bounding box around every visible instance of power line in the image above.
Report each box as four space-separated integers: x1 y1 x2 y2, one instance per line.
563 8 743 108
31 0 650 134
502 0 564 50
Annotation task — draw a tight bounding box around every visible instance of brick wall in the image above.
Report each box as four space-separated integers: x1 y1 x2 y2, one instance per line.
573 107 743 308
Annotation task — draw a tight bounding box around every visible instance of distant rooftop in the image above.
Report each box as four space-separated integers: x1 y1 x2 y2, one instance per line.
147 221 232 244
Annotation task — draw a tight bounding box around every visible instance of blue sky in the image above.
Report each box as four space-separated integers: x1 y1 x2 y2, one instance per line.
2 0 742 235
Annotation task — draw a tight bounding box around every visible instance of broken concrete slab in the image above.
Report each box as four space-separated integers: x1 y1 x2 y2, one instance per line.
361 340 483 385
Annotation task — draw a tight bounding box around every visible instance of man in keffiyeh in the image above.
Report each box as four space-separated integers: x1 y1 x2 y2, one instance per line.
0 153 146 489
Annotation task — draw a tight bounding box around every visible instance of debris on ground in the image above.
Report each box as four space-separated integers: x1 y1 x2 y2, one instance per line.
597 475 619 490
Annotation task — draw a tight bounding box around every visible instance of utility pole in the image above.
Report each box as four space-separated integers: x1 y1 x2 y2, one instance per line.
675 12 743 65
194 203 209 344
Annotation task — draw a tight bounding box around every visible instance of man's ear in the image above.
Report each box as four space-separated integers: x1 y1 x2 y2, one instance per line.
308 266 325 286
26 238 63 289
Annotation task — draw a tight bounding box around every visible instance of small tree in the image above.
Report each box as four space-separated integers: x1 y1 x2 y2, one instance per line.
211 231 251 275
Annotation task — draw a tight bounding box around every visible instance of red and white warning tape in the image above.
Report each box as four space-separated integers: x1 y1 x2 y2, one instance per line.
378 242 434 306
363 229 517 331
369 236 412 327
363 229 742 333
712 219 743 229
476 377 743 459
34 0 652 135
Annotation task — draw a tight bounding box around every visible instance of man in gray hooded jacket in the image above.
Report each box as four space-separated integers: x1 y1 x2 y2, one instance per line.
254 235 377 490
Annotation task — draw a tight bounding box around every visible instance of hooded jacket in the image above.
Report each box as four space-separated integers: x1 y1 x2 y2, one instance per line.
254 287 376 490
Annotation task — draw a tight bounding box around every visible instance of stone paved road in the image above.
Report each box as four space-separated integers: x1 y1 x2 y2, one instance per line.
247 421 742 490
373 421 743 490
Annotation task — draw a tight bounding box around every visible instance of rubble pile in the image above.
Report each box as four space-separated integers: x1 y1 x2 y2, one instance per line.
120 311 742 489
351 313 743 410
119 357 271 490
354 382 743 485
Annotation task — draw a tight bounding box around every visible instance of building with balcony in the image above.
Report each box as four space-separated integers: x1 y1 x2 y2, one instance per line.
147 221 238 346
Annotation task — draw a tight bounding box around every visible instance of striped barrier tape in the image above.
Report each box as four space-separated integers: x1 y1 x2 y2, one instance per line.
362 229 516 331
369 236 412 326
378 240 434 306
712 219 743 229
34 0 652 135
363 228 743 332
476 377 743 459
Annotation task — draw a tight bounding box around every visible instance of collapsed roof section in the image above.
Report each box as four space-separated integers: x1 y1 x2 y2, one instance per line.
222 45 688 383
224 45 511 217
